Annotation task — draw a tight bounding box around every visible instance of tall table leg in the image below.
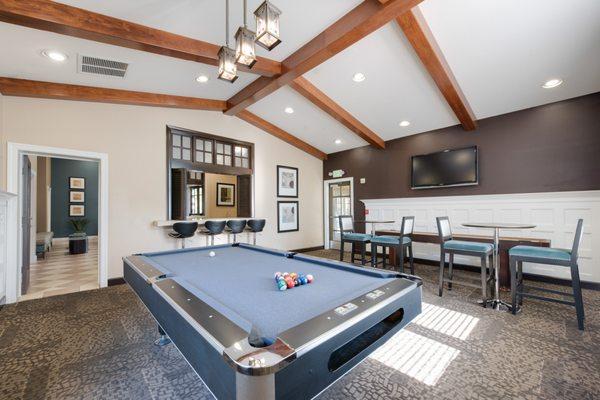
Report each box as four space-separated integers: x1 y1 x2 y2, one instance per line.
488 228 511 311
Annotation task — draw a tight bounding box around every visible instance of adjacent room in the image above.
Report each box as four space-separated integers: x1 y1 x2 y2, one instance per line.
0 1 598 399
19 155 100 301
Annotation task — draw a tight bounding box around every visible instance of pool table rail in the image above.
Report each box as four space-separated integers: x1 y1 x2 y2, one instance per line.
123 245 423 394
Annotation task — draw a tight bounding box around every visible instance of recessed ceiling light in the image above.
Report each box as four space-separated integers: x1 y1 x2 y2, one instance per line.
196 75 209 83
334 139 342 145
542 79 563 89
284 107 294 114
42 50 67 62
399 120 411 127
352 72 366 82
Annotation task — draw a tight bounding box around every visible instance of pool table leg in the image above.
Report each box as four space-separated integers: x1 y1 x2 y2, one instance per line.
236 372 275 400
154 325 172 346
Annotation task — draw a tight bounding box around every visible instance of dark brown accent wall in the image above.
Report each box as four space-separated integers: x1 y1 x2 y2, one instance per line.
324 93 600 223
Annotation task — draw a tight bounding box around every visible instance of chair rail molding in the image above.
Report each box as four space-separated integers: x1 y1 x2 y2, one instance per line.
361 190 600 283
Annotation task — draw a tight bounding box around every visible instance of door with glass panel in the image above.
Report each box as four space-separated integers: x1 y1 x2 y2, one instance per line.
328 181 352 249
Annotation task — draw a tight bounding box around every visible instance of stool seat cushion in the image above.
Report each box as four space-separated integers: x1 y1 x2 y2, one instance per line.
444 240 493 253
370 235 411 246
342 233 372 242
509 245 571 261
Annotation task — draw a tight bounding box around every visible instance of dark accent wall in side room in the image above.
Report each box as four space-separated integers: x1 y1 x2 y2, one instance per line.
324 93 600 226
51 158 99 237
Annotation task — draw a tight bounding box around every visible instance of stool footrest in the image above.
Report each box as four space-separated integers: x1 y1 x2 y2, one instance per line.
519 292 575 306
521 285 575 297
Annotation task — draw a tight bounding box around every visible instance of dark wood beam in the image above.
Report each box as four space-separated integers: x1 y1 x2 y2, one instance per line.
395 8 477 130
236 111 327 160
0 77 227 111
0 0 281 77
290 77 385 149
224 0 423 116
0 77 326 160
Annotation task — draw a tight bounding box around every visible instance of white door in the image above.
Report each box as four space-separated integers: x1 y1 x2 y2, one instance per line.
327 181 352 249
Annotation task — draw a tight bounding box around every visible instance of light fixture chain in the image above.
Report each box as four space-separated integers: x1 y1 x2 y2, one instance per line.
225 0 229 46
243 0 247 27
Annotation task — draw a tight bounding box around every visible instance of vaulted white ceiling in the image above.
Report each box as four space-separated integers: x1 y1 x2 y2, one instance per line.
1 0 599 155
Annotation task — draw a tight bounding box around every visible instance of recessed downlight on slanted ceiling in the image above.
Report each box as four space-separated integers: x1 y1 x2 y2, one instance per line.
42 50 67 62
284 107 294 114
352 72 366 82
542 78 563 89
334 139 342 145
196 75 209 83
399 120 411 127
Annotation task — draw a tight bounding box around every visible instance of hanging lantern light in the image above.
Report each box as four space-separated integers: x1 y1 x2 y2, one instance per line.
235 0 257 68
254 0 282 51
218 0 238 82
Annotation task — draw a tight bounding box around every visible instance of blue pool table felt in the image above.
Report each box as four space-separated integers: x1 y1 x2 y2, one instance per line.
142 245 397 341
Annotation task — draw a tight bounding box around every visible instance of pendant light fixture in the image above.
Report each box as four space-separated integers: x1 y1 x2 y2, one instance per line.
235 0 257 68
254 0 282 51
218 0 238 82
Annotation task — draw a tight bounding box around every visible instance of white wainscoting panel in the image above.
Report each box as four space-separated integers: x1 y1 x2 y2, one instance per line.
362 191 599 283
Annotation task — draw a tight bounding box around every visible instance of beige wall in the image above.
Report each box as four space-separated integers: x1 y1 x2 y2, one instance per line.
204 173 238 218
1 97 324 279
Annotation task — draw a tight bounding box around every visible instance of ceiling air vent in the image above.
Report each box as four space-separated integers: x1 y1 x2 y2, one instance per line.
78 55 128 78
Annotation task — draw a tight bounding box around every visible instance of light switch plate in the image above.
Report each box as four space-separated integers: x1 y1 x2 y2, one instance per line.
360 178 366 184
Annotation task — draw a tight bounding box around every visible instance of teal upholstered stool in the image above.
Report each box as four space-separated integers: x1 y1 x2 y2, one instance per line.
436 217 494 301
338 215 371 266
509 219 585 330
371 216 415 274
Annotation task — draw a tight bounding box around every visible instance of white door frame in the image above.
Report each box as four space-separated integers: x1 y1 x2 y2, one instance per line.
323 177 354 250
6 142 109 304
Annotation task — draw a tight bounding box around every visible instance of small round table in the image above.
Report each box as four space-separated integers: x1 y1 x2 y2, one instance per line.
354 220 395 236
462 222 536 311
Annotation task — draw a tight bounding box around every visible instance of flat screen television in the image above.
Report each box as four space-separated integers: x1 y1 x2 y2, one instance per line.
411 146 478 189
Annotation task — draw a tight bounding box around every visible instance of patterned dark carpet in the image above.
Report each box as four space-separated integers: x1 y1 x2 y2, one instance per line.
1 250 598 400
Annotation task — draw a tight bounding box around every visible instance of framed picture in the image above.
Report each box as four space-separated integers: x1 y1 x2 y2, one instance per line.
277 165 298 198
70 191 85 203
70 177 85 189
277 201 299 232
216 183 235 206
69 205 85 217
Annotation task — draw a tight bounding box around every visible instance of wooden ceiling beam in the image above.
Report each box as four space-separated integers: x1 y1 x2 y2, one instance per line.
0 0 281 77
236 111 327 160
0 77 227 111
395 8 477 130
0 77 326 160
224 0 423 116
290 77 385 149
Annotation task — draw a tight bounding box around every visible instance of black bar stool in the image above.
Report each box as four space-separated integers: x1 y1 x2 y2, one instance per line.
200 220 227 246
168 221 198 249
226 220 247 243
246 219 266 245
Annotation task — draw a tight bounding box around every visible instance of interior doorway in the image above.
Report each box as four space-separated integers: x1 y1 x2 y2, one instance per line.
6 143 109 304
323 177 354 250
19 155 100 300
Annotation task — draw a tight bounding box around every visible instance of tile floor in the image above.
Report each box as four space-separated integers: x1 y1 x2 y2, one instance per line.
19 237 98 301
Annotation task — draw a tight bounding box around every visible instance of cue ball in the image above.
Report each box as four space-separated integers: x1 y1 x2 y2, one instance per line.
209 251 216 257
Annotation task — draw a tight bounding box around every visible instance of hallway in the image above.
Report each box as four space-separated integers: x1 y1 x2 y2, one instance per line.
19 237 98 301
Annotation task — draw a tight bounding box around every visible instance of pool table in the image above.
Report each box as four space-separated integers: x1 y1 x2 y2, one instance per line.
123 243 422 400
